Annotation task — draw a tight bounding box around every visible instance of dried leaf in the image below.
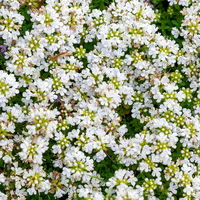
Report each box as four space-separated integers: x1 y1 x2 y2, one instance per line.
50 52 73 60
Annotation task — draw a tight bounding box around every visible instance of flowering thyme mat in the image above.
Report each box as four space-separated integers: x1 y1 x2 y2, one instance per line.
0 0 200 199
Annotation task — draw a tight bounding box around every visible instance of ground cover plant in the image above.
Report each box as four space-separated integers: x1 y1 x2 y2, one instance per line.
0 0 200 199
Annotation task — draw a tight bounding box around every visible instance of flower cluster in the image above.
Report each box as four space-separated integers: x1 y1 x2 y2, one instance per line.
0 0 200 199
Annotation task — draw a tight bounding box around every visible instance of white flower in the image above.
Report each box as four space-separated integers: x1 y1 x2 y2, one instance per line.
0 192 7 200
0 173 5 183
